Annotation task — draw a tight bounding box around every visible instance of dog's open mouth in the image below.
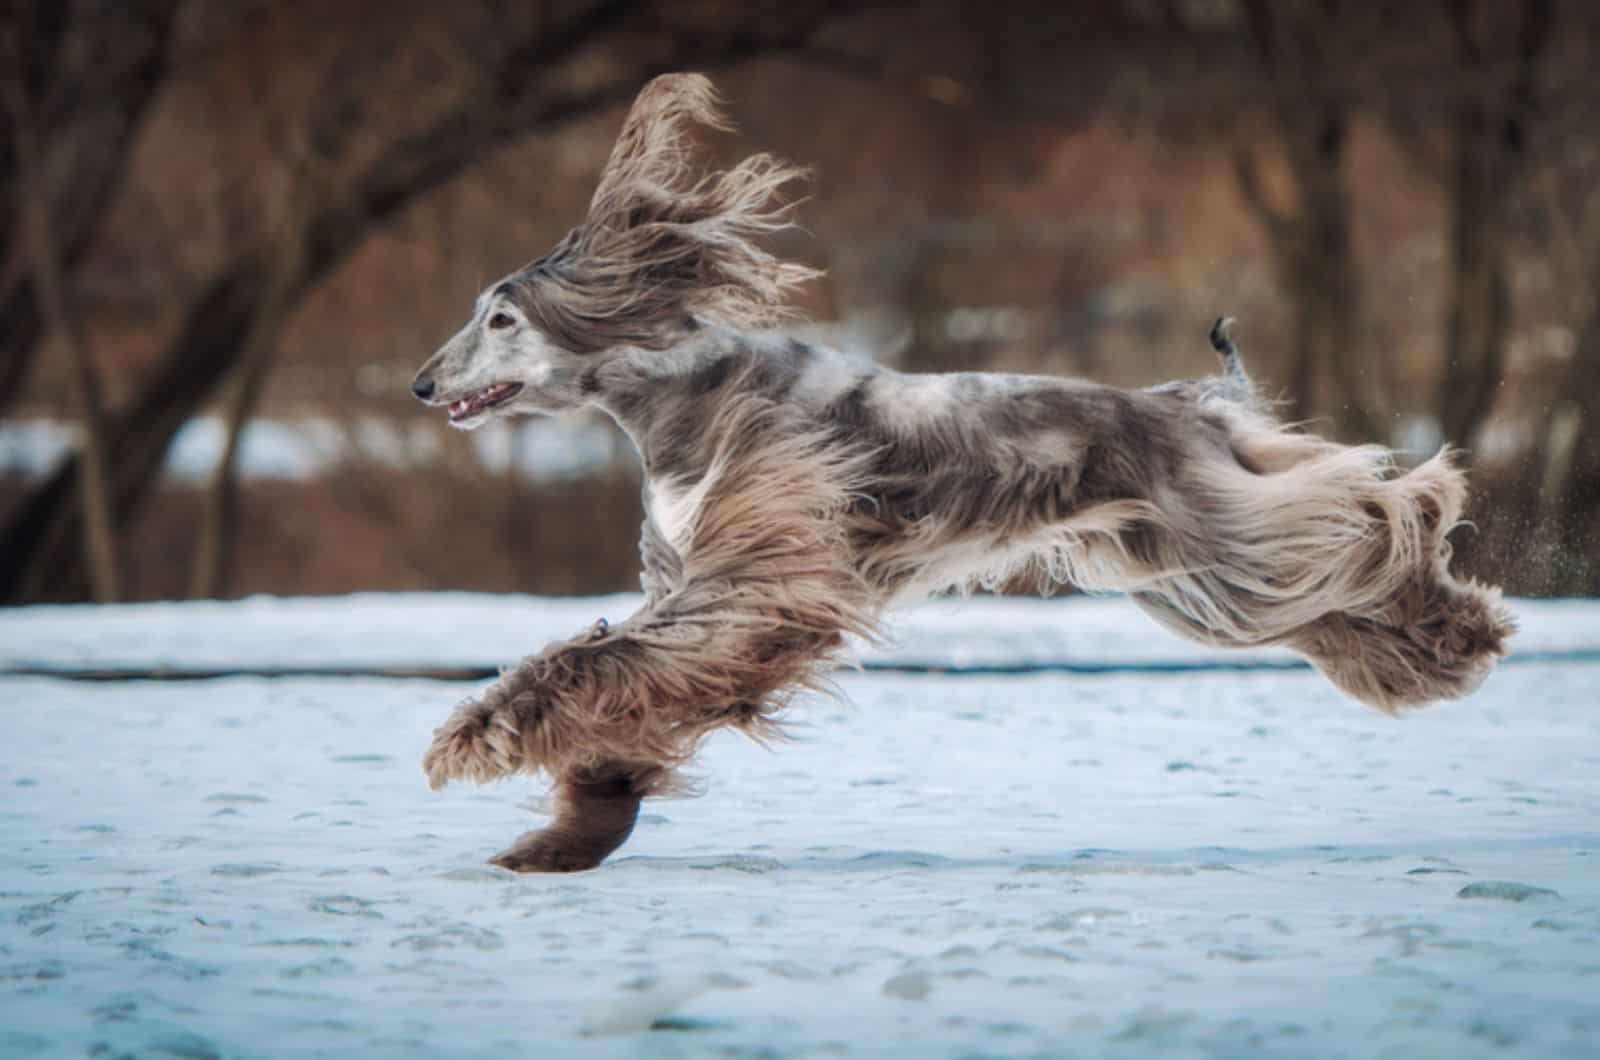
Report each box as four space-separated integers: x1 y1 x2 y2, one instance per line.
447 382 523 422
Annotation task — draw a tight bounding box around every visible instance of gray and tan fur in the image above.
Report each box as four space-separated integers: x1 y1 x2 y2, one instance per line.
411 74 1514 872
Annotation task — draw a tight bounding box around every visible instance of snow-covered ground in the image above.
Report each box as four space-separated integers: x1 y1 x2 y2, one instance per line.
2 595 1598 1058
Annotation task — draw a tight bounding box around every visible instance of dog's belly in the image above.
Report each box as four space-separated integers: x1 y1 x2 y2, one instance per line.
884 499 1164 607
887 532 1043 605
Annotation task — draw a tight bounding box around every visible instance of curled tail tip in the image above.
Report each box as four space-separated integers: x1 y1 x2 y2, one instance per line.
1209 316 1237 358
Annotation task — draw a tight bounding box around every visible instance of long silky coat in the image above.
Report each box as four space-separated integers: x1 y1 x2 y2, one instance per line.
411 75 1513 872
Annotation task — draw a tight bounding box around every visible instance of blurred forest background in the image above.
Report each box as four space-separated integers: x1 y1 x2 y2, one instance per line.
4 0 1599 605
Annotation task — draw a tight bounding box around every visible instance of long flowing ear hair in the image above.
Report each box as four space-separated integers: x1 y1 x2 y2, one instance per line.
507 73 819 352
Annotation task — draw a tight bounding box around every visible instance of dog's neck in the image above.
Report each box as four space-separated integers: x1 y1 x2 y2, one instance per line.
589 326 873 480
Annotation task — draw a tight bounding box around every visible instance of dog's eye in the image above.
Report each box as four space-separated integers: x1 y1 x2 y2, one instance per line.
488 312 515 330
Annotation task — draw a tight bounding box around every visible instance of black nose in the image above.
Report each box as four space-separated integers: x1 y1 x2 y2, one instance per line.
411 377 435 401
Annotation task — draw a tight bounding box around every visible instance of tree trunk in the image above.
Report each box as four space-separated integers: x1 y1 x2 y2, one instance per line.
1557 304 1600 546
1232 0 1377 441
4 53 121 601
1288 159 1369 437
1434 0 1552 451
1233 132 1373 439
190 185 312 600
1436 118 1512 447
0 1 181 418
188 341 272 600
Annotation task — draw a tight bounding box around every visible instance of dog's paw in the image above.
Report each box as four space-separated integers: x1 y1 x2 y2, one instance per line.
421 699 522 790
489 830 606 873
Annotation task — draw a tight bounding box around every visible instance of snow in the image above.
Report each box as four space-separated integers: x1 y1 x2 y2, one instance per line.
0 416 622 482
4 593 1598 673
2 595 1599 1057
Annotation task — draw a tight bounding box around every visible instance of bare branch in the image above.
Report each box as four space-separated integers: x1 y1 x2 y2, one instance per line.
1231 147 1294 244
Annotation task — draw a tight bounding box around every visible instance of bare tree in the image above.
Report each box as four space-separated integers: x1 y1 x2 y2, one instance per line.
0 0 869 603
0 0 182 419
1230 0 1381 440
189 91 329 599
1526 95 1600 582
1434 0 1553 450
2 10 123 601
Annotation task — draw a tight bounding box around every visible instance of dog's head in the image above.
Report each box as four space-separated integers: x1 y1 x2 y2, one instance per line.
411 73 816 427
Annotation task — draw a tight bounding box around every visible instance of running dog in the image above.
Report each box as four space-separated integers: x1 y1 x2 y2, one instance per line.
411 74 1512 872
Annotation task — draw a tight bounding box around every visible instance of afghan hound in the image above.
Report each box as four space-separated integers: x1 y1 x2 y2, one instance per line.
410 74 1513 872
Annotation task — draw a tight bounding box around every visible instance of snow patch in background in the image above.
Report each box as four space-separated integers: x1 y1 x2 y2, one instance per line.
0 415 623 482
1 592 1595 672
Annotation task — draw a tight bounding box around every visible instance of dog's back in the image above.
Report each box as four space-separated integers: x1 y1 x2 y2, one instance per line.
620 317 1511 718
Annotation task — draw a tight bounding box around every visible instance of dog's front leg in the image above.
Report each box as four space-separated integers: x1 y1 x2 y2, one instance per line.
489 761 671 873
422 576 864 870
421 607 700 793
425 418 880 870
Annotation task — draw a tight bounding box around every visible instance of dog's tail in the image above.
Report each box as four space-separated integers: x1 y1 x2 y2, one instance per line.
1209 315 1253 401
1127 321 1514 713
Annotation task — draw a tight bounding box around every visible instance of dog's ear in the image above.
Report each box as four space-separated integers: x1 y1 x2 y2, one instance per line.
516 73 818 353
587 73 732 217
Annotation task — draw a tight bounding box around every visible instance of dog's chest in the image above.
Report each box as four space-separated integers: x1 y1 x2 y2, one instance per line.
646 476 715 554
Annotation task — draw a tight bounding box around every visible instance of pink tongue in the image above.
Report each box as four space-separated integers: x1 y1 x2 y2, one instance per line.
450 385 512 418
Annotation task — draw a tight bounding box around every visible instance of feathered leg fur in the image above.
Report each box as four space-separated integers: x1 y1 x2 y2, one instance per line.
1123 321 1513 711
422 395 880 869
